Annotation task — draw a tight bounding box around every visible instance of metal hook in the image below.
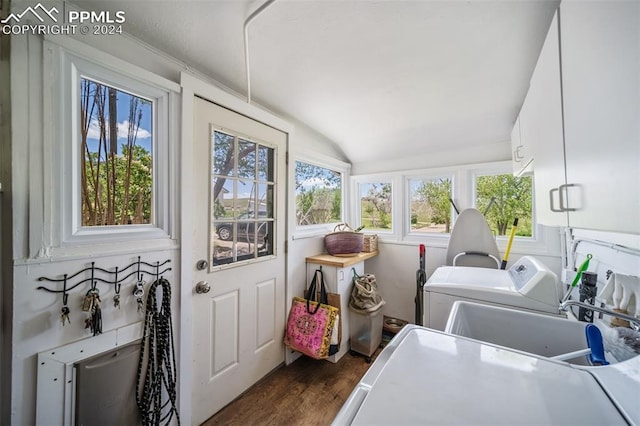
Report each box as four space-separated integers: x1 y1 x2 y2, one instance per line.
351 267 360 278
137 256 142 281
114 266 121 294
62 274 69 306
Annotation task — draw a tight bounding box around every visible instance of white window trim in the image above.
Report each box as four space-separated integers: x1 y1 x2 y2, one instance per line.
351 175 397 238
404 172 457 240
469 162 535 238
291 152 351 239
43 37 179 255
210 126 279 269
352 161 558 256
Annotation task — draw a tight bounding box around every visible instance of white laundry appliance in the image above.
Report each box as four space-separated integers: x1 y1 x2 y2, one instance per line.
332 325 637 425
423 255 562 330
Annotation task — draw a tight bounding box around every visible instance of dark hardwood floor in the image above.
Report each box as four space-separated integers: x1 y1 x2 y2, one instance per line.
202 349 380 426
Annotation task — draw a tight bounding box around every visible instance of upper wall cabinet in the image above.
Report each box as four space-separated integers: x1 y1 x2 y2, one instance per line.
522 3 639 234
511 98 533 177
559 1 639 234
527 10 568 227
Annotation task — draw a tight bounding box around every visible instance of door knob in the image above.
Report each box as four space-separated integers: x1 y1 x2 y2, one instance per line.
196 259 208 270
195 281 211 294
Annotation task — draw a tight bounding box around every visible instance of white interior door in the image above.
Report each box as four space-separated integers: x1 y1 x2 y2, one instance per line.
191 97 287 424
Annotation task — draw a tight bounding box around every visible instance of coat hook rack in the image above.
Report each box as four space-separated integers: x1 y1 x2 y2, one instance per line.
37 257 172 331
36 257 172 295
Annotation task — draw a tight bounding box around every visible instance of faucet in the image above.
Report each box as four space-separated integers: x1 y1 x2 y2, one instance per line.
560 300 640 329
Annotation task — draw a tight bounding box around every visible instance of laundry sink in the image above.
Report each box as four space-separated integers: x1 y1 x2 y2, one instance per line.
444 301 595 365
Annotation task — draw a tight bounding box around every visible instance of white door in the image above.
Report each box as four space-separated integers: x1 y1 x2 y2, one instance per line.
191 97 287 424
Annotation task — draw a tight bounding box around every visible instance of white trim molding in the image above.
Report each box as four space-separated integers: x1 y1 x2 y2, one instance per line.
40 37 179 258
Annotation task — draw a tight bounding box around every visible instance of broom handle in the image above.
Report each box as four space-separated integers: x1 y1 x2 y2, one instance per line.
500 218 518 270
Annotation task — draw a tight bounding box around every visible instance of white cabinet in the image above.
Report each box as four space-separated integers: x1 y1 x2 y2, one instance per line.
305 252 377 362
510 116 521 175
527 10 568 227
523 4 639 233
511 110 533 176
559 1 640 234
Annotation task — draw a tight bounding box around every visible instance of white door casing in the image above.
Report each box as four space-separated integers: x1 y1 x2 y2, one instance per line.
190 97 287 424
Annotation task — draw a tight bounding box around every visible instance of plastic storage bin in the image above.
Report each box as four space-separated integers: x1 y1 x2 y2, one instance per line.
349 307 383 362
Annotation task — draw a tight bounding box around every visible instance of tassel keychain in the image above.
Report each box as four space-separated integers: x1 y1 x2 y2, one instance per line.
91 301 102 336
83 285 102 336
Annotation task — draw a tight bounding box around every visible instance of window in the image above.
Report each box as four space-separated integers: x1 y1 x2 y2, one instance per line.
475 173 533 237
80 77 153 226
50 43 175 248
408 176 453 234
295 161 342 226
359 182 392 232
212 130 275 266
353 162 546 249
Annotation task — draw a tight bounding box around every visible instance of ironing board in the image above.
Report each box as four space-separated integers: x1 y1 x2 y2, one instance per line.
446 208 500 269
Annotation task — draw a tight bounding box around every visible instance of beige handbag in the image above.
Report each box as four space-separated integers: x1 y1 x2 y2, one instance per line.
349 269 385 313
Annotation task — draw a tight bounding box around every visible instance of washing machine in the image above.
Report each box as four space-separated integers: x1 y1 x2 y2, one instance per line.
423 256 562 330
333 325 636 425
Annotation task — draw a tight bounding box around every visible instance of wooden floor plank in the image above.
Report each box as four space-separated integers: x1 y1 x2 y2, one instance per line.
202 351 378 426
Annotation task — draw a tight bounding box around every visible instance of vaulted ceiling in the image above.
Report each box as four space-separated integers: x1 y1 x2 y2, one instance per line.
75 0 559 166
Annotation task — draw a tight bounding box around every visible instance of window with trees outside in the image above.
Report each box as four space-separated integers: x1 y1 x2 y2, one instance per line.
52 45 173 249
295 161 342 226
360 182 392 231
80 77 153 226
475 173 533 237
409 177 453 234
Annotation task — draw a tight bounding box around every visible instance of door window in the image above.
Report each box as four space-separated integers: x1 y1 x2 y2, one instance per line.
211 129 275 266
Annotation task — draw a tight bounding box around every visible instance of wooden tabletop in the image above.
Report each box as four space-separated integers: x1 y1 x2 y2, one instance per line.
305 251 378 268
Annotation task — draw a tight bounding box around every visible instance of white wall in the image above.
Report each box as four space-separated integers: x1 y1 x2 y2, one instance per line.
289 119 349 162
352 140 511 175
13 253 179 425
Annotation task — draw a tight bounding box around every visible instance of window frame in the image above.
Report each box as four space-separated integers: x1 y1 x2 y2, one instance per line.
210 127 277 268
292 153 350 238
46 39 177 251
352 175 397 237
352 161 555 255
471 166 536 240
405 173 456 239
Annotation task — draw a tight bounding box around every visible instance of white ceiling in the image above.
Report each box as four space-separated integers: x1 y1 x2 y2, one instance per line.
75 0 559 165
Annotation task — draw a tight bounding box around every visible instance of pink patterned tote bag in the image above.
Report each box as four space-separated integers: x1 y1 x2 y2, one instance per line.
284 269 338 359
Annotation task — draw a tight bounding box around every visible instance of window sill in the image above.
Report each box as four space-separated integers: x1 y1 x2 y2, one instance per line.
292 223 340 240
17 238 179 265
374 225 563 257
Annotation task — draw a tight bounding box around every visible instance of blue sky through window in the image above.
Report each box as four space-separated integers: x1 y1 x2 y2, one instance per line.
82 78 153 155
294 162 341 195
